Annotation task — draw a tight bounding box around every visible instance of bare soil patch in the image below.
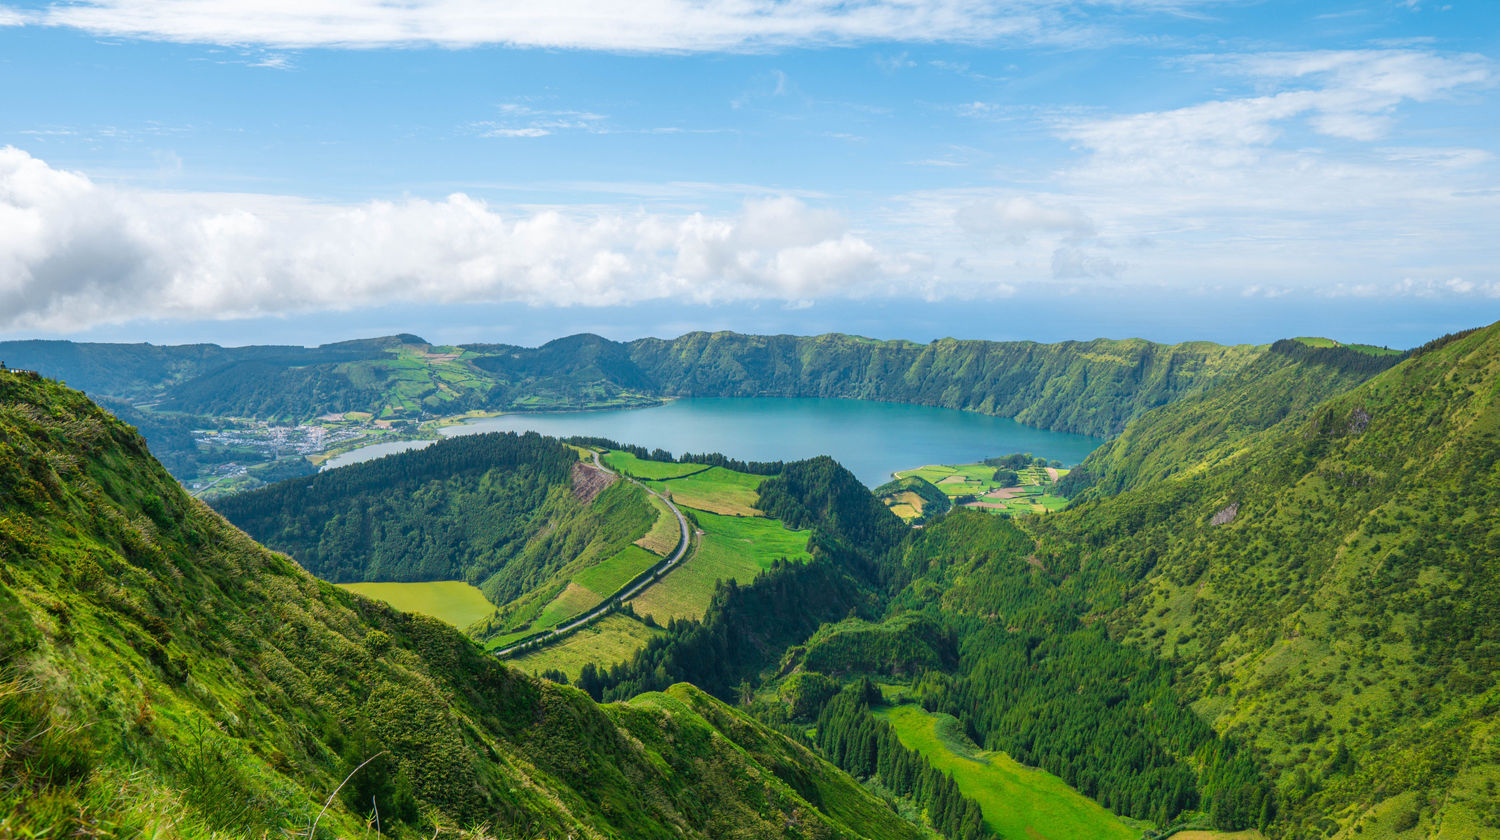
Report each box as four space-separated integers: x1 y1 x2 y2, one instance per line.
571 461 616 503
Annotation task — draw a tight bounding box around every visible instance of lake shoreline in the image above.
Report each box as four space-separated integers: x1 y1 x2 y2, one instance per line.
321 397 1104 487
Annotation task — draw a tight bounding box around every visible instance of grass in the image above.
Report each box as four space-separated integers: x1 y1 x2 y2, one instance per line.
872 704 1139 840
644 467 765 516
892 461 1071 518
635 493 683 556
509 613 665 680
630 510 811 623
336 580 495 629
574 545 661 599
602 450 708 480
1292 337 1402 357
535 582 604 629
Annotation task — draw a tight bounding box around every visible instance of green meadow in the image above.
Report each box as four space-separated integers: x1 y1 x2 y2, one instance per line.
636 492 682 555
602 449 709 479
630 509 811 623
574 544 661 598
337 579 496 629
892 461 1070 517
510 613 665 680
872 704 1138 840
644 466 765 516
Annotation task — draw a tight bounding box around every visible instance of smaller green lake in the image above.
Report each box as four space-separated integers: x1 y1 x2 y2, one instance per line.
434 398 1101 487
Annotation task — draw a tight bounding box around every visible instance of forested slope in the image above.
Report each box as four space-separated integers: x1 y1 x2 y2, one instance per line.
628 331 1261 436
0 367 930 839
1060 338 1403 500
1034 322 1500 836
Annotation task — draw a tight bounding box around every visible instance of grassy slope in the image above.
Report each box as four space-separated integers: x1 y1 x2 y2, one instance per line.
1033 323 1500 836
1064 340 1399 501
630 510 812 624
602 450 708 480
335 580 495 629
627 685 926 840
510 614 666 681
872 705 1137 840
644 466 765 516
0 368 927 840
636 492 682 555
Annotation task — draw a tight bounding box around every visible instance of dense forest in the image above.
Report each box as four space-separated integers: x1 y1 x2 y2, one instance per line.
816 681 990 840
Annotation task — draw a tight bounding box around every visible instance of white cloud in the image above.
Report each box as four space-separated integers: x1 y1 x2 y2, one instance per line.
884 50 1500 295
0 0 1250 52
483 127 552 138
0 147 910 332
956 196 1094 243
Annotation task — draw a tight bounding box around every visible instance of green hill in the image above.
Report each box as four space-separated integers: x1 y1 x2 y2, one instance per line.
1060 338 1406 500
0 366 931 839
1035 323 1500 835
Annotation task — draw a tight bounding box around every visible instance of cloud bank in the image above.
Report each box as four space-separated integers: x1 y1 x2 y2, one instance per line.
904 49 1500 292
0 147 908 331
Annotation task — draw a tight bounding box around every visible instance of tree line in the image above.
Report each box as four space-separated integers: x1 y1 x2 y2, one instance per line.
815 681 989 840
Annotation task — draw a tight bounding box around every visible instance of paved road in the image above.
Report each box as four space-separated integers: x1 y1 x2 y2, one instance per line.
495 451 692 657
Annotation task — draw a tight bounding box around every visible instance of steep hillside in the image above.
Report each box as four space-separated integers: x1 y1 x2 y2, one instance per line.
211 433 663 642
1035 323 1500 836
628 332 1261 437
1061 339 1404 501
0 367 929 839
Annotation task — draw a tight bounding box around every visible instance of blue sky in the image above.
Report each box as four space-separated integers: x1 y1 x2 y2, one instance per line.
1 0 1497 349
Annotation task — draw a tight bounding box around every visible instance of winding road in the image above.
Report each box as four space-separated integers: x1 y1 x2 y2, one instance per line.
494 450 692 657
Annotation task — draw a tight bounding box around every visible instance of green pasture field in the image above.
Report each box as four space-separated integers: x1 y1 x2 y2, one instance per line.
892 461 1070 518
636 493 682 555
574 545 661 599
337 580 495 630
602 450 708 480
535 582 604 629
509 613 665 680
629 509 811 623
644 466 765 516
872 704 1138 840
1292 336 1402 357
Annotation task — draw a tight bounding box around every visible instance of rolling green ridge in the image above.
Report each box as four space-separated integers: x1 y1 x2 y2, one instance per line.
0 366 931 839
1060 338 1405 501
1026 322 1500 835
212 434 668 646
874 475 952 524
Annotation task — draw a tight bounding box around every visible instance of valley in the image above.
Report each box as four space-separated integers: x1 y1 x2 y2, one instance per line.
4 324 1498 840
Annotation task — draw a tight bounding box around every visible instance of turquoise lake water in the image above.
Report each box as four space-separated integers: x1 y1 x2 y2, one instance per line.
331 397 1102 487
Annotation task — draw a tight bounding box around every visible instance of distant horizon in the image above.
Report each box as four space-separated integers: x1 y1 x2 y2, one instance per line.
0 294 1489 353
